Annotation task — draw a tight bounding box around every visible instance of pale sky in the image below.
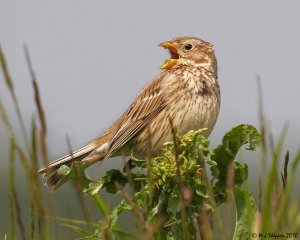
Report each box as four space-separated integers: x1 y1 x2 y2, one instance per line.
1 1 299 155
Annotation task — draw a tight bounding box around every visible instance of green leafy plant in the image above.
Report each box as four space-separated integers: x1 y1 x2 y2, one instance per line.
57 125 261 239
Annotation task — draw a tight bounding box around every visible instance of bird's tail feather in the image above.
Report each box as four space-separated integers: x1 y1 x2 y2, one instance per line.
38 118 119 191
38 142 105 191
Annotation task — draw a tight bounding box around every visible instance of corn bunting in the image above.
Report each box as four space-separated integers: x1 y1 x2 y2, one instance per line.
38 37 221 191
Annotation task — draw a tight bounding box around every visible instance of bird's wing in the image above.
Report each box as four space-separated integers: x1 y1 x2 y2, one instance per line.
105 73 168 157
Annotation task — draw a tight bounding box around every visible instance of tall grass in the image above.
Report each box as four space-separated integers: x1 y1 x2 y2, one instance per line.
0 46 299 239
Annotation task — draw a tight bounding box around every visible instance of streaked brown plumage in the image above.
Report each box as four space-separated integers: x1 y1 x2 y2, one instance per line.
38 37 221 191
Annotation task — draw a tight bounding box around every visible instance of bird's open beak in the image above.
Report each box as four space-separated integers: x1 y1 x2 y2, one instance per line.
159 42 179 70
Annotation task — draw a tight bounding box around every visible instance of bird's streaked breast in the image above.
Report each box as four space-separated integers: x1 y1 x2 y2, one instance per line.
130 65 220 157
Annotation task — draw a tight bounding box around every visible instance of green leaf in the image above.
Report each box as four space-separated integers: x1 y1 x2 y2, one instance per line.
233 186 256 240
234 162 248 185
83 169 128 195
210 124 261 204
110 200 132 227
221 124 262 154
57 165 71 176
99 170 128 194
167 194 180 214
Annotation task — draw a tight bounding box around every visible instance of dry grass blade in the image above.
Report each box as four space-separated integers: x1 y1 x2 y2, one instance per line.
0 97 12 130
0 45 14 92
0 45 30 150
281 151 289 190
30 118 47 239
262 127 288 232
8 136 16 240
252 177 263 234
24 45 48 165
66 136 92 223
258 176 262 212
12 191 26 240
24 45 47 134
277 149 300 227
1 46 48 238
8 136 27 240
14 145 31 179
257 76 267 174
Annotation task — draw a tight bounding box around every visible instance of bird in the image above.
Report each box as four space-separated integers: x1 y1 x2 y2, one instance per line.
38 37 221 191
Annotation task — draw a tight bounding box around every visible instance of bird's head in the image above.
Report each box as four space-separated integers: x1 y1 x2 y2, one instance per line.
159 37 216 70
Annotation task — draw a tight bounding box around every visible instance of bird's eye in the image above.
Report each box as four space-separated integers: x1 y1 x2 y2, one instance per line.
184 44 193 51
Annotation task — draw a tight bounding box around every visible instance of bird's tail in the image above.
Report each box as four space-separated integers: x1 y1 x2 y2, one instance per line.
38 140 108 191
38 116 122 191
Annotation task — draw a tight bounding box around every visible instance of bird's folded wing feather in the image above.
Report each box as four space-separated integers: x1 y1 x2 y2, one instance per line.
105 74 167 157
37 144 95 175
